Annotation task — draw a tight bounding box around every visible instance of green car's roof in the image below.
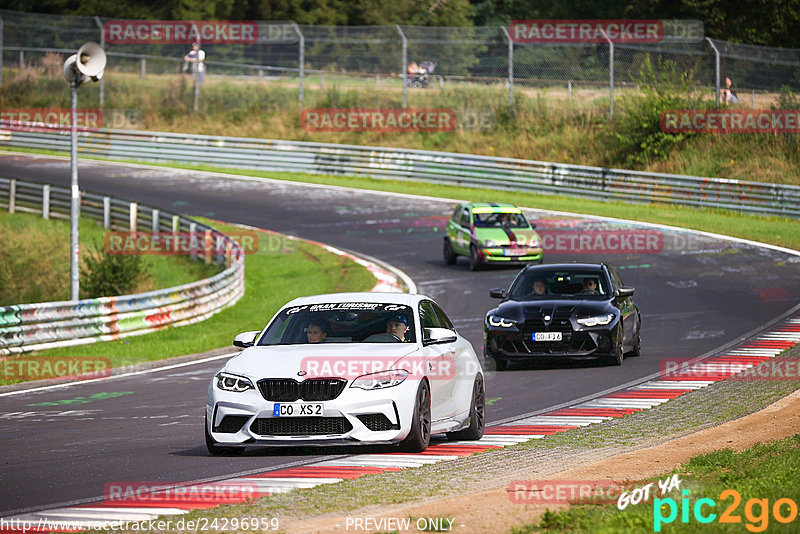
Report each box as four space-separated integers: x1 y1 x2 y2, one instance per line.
464 202 523 214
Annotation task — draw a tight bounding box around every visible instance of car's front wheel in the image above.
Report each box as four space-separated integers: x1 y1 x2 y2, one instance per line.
446 375 485 441
205 424 245 456
400 380 431 452
629 318 642 357
607 329 624 366
443 239 457 265
469 245 483 271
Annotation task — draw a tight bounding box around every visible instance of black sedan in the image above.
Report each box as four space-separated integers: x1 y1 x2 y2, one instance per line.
484 263 641 369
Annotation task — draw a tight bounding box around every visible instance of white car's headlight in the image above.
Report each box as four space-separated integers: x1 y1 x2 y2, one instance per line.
488 314 516 328
216 372 255 392
350 369 409 390
483 239 498 248
577 314 614 327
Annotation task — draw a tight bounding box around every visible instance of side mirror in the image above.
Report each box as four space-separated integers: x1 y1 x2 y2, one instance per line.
489 288 507 299
233 330 260 348
423 327 458 346
617 287 635 298
530 222 537 229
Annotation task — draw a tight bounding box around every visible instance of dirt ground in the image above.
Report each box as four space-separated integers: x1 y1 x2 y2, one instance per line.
281 387 800 533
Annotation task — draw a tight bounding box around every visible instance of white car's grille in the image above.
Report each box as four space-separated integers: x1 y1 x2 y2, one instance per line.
257 378 347 401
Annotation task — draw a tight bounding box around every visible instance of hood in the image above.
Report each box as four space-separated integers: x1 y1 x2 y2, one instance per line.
491 298 614 322
475 227 539 246
224 343 419 380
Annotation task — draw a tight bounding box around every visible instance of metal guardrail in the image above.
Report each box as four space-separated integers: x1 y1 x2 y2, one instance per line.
2 125 799 218
0 176 245 355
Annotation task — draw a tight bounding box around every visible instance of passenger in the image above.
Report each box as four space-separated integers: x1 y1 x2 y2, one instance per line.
386 314 409 341
306 319 330 343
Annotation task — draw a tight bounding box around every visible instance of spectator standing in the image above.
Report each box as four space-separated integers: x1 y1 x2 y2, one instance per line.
183 42 206 84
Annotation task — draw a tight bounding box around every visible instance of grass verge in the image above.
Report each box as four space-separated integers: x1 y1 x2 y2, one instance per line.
0 210 218 304
3 67 799 185
517 437 800 533
127 344 800 533
2 220 376 386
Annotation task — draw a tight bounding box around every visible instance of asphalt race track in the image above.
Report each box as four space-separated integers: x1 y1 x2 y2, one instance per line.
2 153 800 515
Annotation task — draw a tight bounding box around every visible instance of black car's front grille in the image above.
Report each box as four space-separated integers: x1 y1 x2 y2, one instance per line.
214 415 250 434
357 413 399 432
257 378 347 402
250 417 353 436
520 307 574 354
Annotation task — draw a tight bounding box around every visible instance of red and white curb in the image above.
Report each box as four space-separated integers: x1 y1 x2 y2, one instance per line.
3 314 798 532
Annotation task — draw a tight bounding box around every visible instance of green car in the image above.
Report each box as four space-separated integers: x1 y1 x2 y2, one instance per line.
443 203 543 270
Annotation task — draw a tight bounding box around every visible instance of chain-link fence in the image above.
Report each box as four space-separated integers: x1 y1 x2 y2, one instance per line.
1 9 799 122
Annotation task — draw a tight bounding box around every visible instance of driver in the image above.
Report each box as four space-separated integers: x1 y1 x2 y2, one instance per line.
580 278 600 295
386 314 409 341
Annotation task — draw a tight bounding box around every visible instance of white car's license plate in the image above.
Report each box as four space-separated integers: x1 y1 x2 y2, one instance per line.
533 332 562 342
504 248 527 256
273 403 323 417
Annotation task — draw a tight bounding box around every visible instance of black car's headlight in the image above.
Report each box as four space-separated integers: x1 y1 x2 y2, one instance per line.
487 314 516 328
576 314 614 327
350 369 409 390
216 372 255 392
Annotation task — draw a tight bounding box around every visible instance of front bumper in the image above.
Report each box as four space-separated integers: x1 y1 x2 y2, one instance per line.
206 378 419 447
479 246 543 263
484 321 619 360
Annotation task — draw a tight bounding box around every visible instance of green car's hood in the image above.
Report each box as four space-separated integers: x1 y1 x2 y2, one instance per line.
474 227 540 246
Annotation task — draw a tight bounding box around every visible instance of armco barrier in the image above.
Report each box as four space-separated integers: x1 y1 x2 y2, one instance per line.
1 125 799 218
0 177 245 355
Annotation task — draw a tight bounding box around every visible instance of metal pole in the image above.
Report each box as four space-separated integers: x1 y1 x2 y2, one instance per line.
396 25 407 108
609 40 614 119
0 17 4 88
140 57 145 79
70 83 80 301
293 23 304 106
501 26 514 114
707 37 720 109
600 29 614 119
42 184 50 219
95 17 105 108
192 23 200 113
8 179 15 213
103 196 110 228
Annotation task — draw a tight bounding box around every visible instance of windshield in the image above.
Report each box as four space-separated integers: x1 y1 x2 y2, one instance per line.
473 211 529 229
258 302 416 345
509 269 609 300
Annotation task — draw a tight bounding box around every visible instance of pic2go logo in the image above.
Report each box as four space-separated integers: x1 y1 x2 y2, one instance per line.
654 489 799 532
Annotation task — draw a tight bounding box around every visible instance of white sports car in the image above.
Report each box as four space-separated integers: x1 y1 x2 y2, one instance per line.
206 292 485 454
